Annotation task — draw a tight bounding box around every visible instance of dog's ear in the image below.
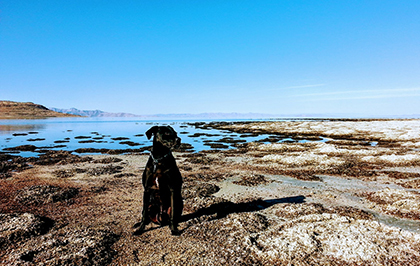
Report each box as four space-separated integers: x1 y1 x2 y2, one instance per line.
167 125 176 134
146 126 159 140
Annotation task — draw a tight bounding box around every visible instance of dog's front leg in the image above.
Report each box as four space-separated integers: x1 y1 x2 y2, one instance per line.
169 190 181 236
133 189 151 235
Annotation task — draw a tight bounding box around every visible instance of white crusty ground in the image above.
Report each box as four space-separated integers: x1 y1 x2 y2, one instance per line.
233 120 420 142
255 213 420 264
237 120 420 167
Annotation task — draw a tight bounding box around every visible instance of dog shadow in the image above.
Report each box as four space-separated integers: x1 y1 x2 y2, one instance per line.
133 195 305 235
180 195 306 225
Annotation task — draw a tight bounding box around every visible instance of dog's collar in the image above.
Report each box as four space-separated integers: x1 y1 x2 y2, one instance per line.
149 151 171 172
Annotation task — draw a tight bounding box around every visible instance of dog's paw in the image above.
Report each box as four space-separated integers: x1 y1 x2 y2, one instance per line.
133 221 146 235
171 228 181 236
133 228 145 236
133 222 143 229
133 222 144 229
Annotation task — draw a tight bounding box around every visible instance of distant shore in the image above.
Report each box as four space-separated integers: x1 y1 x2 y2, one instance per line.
0 101 81 119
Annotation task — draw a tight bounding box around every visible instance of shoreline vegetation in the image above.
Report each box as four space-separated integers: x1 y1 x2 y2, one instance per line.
2 114 420 264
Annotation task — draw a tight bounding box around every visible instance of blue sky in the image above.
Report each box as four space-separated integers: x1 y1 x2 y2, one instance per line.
1 1 420 116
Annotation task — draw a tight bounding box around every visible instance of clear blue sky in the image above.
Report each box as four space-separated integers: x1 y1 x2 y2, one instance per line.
1 1 420 116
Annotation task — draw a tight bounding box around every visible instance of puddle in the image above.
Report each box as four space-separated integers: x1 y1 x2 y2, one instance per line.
268 174 324 189
264 174 420 233
372 212 420 233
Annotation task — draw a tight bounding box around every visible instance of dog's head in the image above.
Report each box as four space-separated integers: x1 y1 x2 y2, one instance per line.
146 125 181 150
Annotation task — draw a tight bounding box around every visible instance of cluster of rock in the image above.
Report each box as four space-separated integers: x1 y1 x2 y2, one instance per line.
1 182 119 265
1 212 118 265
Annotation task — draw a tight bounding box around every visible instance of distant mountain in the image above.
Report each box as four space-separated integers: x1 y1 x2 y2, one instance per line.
0 101 80 119
49 106 420 120
50 108 145 118
49 108 281 119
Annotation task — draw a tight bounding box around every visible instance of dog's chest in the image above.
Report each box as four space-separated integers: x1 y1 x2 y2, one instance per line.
150 169 169 190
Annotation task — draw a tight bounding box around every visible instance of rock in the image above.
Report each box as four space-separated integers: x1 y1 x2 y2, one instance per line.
92 157 123 164
4 145 38 152
15 185 79 205
31 150 91 165
11 226 119 265
182 182 220 199
253 212 420 265
0 155 31 178
53 168 87 178
0 213 54 248
363 188 420 220
233 174 271 186
86 165 123 176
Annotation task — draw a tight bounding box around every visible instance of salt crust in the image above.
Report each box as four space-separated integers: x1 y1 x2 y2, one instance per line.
367 188 420 216
261 153 343 168
242 120 420 142
255 213 420 263
256 140 420 166
0 213 37 233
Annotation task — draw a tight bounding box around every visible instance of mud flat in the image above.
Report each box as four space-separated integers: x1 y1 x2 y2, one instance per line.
2 119 420 265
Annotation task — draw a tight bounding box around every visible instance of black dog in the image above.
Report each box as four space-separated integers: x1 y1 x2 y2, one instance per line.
134 126 183 236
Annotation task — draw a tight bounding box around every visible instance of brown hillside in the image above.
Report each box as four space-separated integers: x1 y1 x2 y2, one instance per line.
0 101 81 119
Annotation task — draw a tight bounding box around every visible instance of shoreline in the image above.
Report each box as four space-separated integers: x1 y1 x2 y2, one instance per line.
2 120 420 265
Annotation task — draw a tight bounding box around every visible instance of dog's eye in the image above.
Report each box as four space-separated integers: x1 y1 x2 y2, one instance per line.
162 132 171 139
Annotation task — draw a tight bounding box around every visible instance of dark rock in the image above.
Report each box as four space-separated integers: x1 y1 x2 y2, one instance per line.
0 213 54 248
174 143 194 152
53 168 87 178
182 182 220 199
87 165 123 176
203 143 229 149
119 141 141 146
114 173 136 178
74 136 91 139
111 137 130 141
15 185 79 205
233 174 271 186
53 140 69 143
92 157 123 164
20 226 119 266
12 133 28 136
4 145 38 152
0 155 31 177
31 150 91 165
27 138 45 142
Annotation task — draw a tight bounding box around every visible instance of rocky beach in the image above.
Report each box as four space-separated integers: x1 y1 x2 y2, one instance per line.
2 119 420 265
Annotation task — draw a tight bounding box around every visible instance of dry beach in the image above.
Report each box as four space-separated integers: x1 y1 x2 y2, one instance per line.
2 119 420 265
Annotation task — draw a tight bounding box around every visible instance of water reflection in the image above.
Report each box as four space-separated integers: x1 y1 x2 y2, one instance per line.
0 118 325 157
0 124 45 135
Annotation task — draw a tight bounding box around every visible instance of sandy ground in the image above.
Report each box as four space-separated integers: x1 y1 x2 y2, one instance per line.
2 119 420 265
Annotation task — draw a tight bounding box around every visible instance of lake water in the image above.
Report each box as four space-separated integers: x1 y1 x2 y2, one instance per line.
0 117 322 157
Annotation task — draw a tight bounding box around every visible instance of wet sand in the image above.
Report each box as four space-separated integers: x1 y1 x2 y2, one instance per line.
1 119 420 265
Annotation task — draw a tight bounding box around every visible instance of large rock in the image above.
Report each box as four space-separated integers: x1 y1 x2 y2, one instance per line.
15 185 79 205
18 227 119 265
0 213 54 248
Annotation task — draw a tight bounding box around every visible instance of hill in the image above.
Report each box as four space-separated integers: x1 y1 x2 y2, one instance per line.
0 101 81 119
50 107 142 118
50 107 281 119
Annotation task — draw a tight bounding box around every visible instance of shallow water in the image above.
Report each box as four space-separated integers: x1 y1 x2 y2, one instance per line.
374 212 420 233
0 118 326 156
